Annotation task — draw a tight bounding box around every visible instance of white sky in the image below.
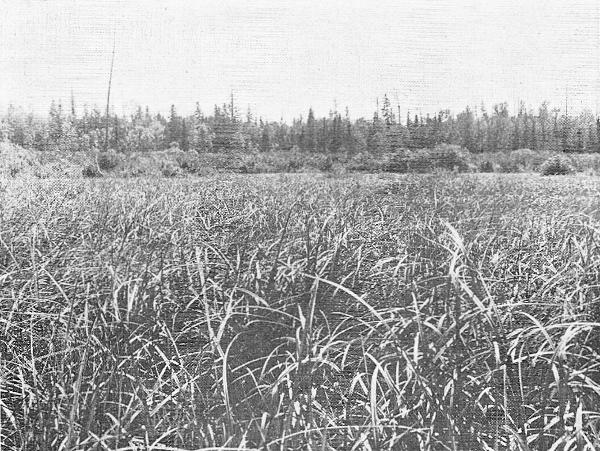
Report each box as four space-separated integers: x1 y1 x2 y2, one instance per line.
1 0 599 120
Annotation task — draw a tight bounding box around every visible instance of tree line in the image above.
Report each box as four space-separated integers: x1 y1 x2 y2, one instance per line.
1 94 599 154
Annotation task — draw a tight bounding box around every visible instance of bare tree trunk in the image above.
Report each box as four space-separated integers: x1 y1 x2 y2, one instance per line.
104 35 116 152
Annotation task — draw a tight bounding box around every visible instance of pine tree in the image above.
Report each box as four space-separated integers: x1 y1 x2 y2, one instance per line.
531 118 537 151
538 102 549 149
561 109 572 152
318 118 328 153
48 100 64 145
305 108 317 152
457 106 475 151
596 118 600 152
367 109 386 152
330 113 343 152
181 119 190 151
588 120 599 152
193 123 213 153
343 107 355 153
229 92 239 123
191 103 212 152
112 115 120 150
261 124 271 152
381 94 395 126
70 92 77 119
166 104 181 148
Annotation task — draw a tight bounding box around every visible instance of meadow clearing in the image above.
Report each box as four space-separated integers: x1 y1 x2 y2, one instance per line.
1 172 600 450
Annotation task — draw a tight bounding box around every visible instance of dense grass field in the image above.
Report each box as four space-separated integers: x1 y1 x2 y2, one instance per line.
1 172 600 450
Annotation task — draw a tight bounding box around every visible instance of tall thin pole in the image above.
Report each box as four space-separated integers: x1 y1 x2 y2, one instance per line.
104 34 116 152
595 2 600 152
393 91 401 126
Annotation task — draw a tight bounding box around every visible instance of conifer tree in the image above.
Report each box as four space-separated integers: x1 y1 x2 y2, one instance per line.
305 108 317 152
261 124 271 152
166 104 182 148
381 94 395 126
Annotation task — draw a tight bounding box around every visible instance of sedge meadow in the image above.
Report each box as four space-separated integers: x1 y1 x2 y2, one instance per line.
1 172 599 450
4 0 600 449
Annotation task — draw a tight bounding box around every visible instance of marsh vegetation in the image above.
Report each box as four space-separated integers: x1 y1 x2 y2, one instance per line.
1 173 599 450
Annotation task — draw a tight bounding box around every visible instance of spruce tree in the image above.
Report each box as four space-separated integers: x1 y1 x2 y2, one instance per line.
48 100 64 146
305 108 317 152
261 124 271 152
166 104 181 148
381 94 395 126
181 119 190 151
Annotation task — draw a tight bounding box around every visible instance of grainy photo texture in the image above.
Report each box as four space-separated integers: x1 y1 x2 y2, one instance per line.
1 1 600 449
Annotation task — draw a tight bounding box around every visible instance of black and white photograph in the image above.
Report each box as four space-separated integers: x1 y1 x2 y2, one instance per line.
1 1 600 449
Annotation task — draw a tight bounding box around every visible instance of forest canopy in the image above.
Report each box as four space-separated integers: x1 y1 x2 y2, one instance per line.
1 95 598 154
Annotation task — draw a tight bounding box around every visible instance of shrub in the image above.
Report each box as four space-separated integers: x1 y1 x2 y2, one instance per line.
385 145 471 173
385 150 411 173
503 148 551 172
568 153 600 173
509 148 536 170
410 148 436 172
540 155 574 175
82 164 102 178
479 160 495 172
473 149 555 173
431 144 471 172
347 152 388 172
96 149 121 171
285 155 303 172
498 158 521 173
174 151 200 172
323 162 347 178
238 160 256 174
318 155 335 172
8 164 21 177
161 162 179 177
238 150 310 173
124 167 149 177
